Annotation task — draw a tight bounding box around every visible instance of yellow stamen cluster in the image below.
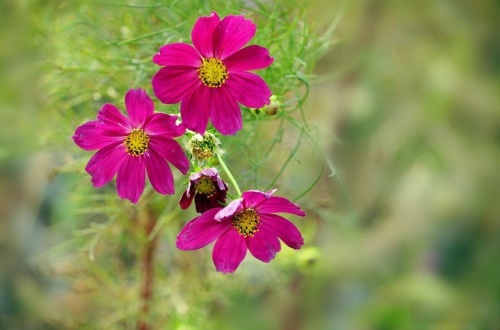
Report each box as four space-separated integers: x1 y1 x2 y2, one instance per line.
194 175 216 197
198 58 228 88
232 208 260 237
124 129 150 156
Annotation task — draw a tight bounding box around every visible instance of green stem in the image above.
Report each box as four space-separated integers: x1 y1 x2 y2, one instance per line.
217 154 242 197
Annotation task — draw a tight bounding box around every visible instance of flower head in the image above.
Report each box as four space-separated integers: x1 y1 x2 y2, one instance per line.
179 168 228 213
185 132 224 166
152 12 274 135
73 88 189 204
176 190 305 273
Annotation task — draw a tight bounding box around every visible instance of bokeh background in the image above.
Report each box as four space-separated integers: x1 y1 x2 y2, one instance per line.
1 0 499 329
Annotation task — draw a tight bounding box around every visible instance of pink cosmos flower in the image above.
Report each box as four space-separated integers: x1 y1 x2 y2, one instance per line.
73 88 189 204
176 190 305 273
152 12 274 136
179 168 228 213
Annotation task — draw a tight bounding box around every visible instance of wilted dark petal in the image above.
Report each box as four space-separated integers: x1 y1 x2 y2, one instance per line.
179 188 195 210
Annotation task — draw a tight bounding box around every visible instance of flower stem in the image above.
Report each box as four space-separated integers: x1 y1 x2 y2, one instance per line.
217 154 242 197
138 207 158 330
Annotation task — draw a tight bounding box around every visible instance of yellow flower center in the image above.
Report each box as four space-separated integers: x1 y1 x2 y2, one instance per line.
232 208 260 237
198 58 228 88
194 175 215 196
124 129 150 156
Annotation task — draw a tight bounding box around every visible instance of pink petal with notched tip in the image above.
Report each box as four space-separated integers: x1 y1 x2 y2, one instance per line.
85 143 127 187
256 196 306 217
260 214 304 250
212 228 247 274
226 71 272 108
148 135 189 174
153 43 201 68
124 89 155 128
152 66 201 105
180 84 211 135
241 190 276 209
176 208 230 250
209 86 242 135
246 224 281 262
224 45 274 71
116 155 146 204
144 112 185 138
191 12 220 58
73 121 123 151
143 148 175 195
96 103 131 134
214 15 256 60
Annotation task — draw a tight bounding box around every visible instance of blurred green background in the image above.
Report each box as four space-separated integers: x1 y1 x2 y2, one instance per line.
1 0 499 329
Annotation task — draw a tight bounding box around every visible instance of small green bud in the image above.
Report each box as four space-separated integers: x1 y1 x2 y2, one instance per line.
185 132 225 166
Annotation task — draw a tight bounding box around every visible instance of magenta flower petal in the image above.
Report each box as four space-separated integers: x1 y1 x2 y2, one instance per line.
246 225 281 262
215 198 244 221
225 45 274 71
226 71 272 108
209 87 242 135
97 103 131 134
75 88 187 203
153 12 273 136
145 113 185 138
124 89 154 127
261 214 304 249
179 190 195 210
191 12 220 58
153 43 201 67
148 135 189 174
214 15 256 60
256 196 306 216
143 148 174 195
242 190 275 208
176 208 230 250
152 67 201 104
116 156 146 204
180 168 228 213
85 143 127 187
212 229 247 274
73 121 122 150
180 84 211 134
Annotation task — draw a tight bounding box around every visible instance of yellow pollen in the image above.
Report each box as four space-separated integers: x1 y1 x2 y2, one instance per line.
194 176 216 196
124 129 150 156
232 208 260 237
198 58 228 88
